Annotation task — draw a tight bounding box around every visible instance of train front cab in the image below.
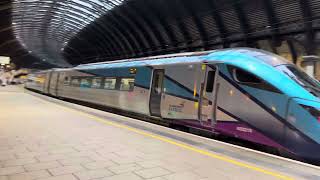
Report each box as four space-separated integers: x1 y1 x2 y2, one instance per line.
273 64 320 162
214 61 320 163
206 62 320 163
284 97 320 162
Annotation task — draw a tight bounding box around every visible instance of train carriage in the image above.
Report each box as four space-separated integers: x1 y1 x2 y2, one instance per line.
25 48 320 163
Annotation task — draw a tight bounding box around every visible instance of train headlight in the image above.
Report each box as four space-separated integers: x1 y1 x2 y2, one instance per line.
301 105 320 123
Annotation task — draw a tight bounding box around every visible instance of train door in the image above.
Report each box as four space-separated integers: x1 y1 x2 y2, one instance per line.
149 69 165 117
199 64 218 127
48 72 55 95
49 72 60 96
45 71 53 94
54 73 61 97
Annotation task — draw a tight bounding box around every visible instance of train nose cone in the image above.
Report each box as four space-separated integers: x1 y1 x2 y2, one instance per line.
286 140 320 165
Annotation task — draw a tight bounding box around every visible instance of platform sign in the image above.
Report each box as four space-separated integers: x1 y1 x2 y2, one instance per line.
0 56 10 65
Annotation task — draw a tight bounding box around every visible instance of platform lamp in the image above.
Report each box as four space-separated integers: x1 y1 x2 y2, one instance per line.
0 56 10 71
301 55 320 79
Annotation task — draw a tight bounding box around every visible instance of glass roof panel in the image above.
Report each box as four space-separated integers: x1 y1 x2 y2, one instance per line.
11 0 125 66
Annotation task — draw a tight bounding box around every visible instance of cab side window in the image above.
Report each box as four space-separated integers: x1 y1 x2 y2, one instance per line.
233 68 262 84
228 66 281 93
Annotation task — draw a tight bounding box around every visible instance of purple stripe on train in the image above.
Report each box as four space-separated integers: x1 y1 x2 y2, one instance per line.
214 121 284 149
172 119 287 150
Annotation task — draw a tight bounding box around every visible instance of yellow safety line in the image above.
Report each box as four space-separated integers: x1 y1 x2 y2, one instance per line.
33 95 294 180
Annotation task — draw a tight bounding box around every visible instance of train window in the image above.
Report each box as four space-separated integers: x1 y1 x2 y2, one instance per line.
92 78 102 88
64 76 70 86
152 71 164 94
120 78 135 91
104 78 116 90
206 70 215 92
80 78 91 88
233 68 262 84
228 66 282 93
71 78 80 87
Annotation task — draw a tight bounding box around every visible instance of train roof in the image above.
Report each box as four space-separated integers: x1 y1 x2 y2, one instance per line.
75 50 217 68
222 48 292 66
73 48 292 70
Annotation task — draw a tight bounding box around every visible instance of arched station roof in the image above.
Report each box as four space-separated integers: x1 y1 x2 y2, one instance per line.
0 0 320 68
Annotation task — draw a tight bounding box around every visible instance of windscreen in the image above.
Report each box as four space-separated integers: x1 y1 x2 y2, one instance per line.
276 65 320 97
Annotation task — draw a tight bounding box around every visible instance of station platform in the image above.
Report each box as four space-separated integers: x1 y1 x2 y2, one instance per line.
0 86 320 180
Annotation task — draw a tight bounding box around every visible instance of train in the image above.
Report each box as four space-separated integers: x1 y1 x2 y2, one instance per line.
25 48 320 163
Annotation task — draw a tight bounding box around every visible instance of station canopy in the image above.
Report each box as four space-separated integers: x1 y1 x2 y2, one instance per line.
11 0 125 67
0 0 319 68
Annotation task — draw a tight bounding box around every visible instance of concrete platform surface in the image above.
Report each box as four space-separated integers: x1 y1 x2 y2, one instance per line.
0 85 320 180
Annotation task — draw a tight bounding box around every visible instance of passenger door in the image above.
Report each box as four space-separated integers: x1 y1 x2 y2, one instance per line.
149 69 165 117
45 71 53 94
199 64 218 127
49 72 60 96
